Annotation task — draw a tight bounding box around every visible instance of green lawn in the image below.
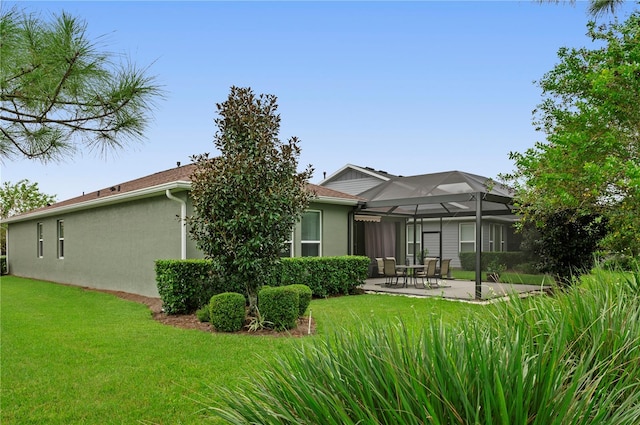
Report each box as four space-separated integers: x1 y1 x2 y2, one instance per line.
1 276 487 424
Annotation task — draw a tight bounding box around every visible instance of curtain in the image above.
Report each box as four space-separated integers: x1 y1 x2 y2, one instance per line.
364 222 396 260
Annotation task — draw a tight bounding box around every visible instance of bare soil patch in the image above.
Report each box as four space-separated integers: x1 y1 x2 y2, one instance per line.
86 288 316 337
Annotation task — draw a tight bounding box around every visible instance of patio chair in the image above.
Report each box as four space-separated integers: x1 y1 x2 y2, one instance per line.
415 258 438 288
383 257 406 286
436 259 451 281
375 258 385 278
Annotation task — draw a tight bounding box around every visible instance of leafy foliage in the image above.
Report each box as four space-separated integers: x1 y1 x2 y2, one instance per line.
520 212 609 285
209 292 246 333
0 179 56 254
258 286 299 331
287 284 312 316
458 251 527 272
0 8 163 161
0 179 56 218
154 259 243 315
269 256 370 297
503 13 640 259
188 86 313 312
211 271 640 424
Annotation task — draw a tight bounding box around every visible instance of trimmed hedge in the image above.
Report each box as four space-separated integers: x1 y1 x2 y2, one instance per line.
155 259 243 315
259 286 299 331
459 251 527 271
287 284 312 316
156 256 369 315
268 256 370 297
209 292 246 332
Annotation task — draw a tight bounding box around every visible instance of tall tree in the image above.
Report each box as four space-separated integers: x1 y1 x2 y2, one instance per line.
189 86 314 312
503 13 640 261
0 8 163 162
0 179 56 254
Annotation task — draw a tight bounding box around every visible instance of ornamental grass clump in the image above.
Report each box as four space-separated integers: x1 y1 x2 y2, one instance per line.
210 270 640 424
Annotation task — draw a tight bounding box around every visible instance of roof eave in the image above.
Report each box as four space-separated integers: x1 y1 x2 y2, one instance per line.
4 181 192 223
319 164 393 185
312 196 361 206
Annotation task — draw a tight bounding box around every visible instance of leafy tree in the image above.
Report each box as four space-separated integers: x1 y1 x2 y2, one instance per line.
189 86 313 313
504 13 640 263
519 211 608 286
0 8 163 162
0 179 56 254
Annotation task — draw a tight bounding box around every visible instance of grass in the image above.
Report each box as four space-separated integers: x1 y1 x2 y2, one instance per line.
451 269 555 285
1 276 487 424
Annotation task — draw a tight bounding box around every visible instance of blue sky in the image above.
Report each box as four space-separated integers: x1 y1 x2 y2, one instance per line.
3 1 638 201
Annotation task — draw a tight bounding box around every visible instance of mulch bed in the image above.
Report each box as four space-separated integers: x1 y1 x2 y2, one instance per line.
84 287 316 337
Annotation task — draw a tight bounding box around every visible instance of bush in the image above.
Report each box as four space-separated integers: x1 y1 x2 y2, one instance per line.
155 259 244 315
287 284 312 316
209 292 246 332
0 255 6 275
259 286 299 331
459 251 526 271
601 254 639 271
196 306 210 323
267 256 369 297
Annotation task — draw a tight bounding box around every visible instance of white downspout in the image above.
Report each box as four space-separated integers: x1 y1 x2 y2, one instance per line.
165 190 187 260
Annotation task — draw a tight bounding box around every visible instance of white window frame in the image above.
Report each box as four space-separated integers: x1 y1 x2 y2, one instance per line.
489 224 505 252
406 223 422 260
301 210 322 257
37 222 44 258
57 220 64 259
459 223 476 253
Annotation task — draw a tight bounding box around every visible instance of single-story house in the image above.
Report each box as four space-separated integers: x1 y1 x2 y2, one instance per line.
6 162 519 297
4 163 362 297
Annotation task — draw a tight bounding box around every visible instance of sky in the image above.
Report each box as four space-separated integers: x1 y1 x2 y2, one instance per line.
3 0 639 202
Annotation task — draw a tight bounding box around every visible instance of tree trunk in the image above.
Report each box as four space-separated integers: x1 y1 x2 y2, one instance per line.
247 291 258 316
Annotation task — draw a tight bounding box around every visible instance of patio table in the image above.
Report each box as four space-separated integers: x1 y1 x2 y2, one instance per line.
395 265 425 288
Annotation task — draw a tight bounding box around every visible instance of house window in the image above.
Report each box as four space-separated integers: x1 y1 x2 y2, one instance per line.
37 222 44 258
459 223 476 252
406 223 422 259
301 210 321 257
489 224 505 252
57 220 64 259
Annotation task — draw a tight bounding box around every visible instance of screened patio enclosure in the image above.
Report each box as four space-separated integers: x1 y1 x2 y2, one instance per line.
355 170 516 299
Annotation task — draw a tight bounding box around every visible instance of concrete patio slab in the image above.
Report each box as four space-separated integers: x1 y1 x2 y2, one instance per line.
361 277 550 303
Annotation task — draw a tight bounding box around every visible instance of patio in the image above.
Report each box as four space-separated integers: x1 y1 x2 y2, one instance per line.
361 277 550 303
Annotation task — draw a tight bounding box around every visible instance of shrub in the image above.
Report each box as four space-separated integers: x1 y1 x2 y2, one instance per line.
0 255 6 275
258 286 299 331
196 306 210 323
267 256 369 297
286 284 312 316
155 259 244 315
601 254 639 271
459 251 526 271
209 292 246 332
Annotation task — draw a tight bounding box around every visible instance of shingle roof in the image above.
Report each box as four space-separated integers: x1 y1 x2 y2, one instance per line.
12 163 362 220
